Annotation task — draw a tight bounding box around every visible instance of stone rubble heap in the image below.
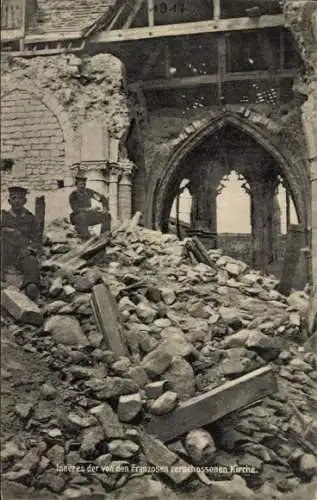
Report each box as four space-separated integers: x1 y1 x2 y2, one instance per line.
1 218 317 499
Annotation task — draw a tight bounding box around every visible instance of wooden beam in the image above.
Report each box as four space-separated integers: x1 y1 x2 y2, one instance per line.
123 0 144 29
213 0 221 20
91 283 128 357
145 366 277 442
24 31 83 43
91 14 285 43
129 68 298 90
147 0 154 26
107 3 127 30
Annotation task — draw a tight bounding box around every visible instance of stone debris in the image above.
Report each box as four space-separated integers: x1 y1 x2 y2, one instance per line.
1 287 43 325
149 391 179 415
1 220 317 498
185 429 216 465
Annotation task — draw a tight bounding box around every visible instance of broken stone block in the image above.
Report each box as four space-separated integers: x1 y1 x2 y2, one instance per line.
141 347 172 378
95 377 139 399
41 382 57 400
164 356 195 401
160 287 176 305
46 445 65 467
140 431 179 468
49 276 64 298
117 393 142 422
43 315 89 346
245 330 281 361
297 454 317 480
287 291 310 315
220 348 255 377
219 306 243 330
140 432 192 485
225 262 241 276
38 472 65 493
139 330 158 353
108 439 140 458
111 357 131 375
1 287 43 325
145 381 167 399
136 302 157 324
14 403 33 419
160 327 194 358
150 391 178 415
186 300 210 319
127 365 149 388
90 403 124 438
146 287 162 303
68 412 97 429
80 426 105 457
185 429 216 465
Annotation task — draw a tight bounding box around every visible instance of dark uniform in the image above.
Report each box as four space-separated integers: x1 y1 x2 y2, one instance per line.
69 174 111 240
1 187 41 298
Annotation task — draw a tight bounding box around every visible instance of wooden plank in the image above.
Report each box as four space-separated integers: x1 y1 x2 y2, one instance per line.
192 236 216 268
129 68 298 90
91 283 127 357
144 366 277 442
91 14 285 43
277 224 306 295
123 0 144 29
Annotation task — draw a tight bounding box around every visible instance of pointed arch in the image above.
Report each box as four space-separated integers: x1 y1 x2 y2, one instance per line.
151 112 310 232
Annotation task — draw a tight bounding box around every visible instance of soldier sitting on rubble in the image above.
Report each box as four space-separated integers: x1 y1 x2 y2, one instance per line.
69 170 111 240
1 186 41 300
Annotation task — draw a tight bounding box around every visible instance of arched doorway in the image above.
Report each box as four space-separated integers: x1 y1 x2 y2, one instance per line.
152 114 310 271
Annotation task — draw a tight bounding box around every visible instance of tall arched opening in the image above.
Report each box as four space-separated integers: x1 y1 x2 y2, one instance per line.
152 114 310 272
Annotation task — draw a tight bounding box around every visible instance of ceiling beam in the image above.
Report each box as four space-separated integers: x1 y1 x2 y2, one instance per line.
128 68 298 90
91 14 285 43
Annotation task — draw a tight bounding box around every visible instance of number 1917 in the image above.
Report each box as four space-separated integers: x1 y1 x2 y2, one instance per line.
154 2 185 14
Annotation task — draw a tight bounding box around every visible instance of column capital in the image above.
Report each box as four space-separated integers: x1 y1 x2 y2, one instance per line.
71 161 107 173
119 158 136 177
108 163 121 178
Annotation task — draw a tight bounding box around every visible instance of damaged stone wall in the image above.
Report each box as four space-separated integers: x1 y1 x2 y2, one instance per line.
1 53 132 222
284 0 317 283
141 105 310 233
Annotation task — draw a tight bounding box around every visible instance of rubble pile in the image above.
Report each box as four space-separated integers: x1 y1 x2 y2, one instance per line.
1 219 317 499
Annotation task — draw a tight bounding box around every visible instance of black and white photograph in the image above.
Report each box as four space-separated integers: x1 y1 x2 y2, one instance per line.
1 0 317 499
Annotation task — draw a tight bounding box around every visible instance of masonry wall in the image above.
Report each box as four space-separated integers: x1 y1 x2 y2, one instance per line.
1 90 65 191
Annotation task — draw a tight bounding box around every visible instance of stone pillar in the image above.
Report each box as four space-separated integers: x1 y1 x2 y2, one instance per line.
250 177 277 269
302 96 317 284
81 162 108 197
108 164 120 222
118 159 135 220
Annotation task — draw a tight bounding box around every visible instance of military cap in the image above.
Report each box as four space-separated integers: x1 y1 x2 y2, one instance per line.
8 186 28 195
74 167 87 181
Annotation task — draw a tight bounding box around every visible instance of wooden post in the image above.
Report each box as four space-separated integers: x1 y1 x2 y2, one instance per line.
279 29 285 70
217 34 226 105
34 196 45 245
148 0 154 26
213 0 221 20
164 42 170 79
286 189 290 232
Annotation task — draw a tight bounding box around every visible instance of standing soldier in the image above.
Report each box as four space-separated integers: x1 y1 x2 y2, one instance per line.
69 171 111 240
1 186 41 300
